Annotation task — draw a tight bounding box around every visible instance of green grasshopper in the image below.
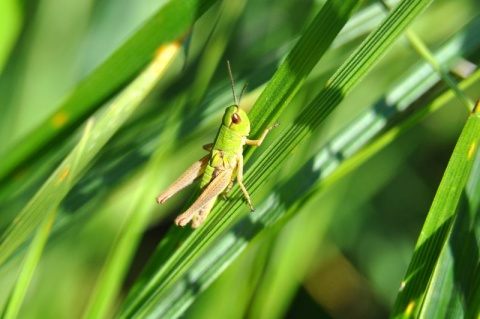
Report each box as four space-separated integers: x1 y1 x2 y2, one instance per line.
156 62 279 228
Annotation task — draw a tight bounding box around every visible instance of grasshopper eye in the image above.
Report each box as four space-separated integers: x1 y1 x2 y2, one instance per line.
232 113 241 124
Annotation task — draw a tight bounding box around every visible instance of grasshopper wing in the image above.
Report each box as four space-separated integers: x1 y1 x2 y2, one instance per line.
156 154 210 204
175 169 232 227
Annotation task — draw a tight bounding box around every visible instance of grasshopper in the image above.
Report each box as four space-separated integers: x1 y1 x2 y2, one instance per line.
156 62 279 228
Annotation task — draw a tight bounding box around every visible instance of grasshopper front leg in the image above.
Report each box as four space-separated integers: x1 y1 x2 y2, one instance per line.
235 122 279 211
245 122 280 146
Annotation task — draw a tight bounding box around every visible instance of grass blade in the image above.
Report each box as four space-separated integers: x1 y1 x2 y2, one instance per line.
118 0 360 317
0 0 217 183
393 100 480 317
1 214 54 319
118 0 437 317
81 3 249 318
0 43 181 267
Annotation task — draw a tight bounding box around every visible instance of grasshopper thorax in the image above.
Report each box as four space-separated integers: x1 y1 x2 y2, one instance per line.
223 105 250 136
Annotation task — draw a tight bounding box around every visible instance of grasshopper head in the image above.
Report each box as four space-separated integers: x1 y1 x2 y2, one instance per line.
223 105 250 136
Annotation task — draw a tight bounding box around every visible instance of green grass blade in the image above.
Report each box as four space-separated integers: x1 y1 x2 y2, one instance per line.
118 0 438 317
81 3 248 318
118 67 480 319
392 101 480 317
0 0 217 183
0 1 477 317
0 0 21 74
0 43 180 267
405 30 474 111
1 214 54 319
416 158 480 317
0 110 99 318
81 157 164 319
118 0 360 317
245 0 361 145
446 149 480 318
246 0 435 160
239 0 434 237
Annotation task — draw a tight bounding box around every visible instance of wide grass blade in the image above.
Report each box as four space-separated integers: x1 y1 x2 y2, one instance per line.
1 0 478 317
118 0 360 317
80 3 249 318
0 0 217 183
118 0 437 317
1 214 55 319
0 43 181 266
392 100 480 317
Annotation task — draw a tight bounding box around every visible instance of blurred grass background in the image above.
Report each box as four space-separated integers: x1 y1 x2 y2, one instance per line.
0 0 479 318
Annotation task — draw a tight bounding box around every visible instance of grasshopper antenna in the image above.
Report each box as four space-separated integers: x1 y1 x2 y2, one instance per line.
227 61 248 106
238 82 248 105
227 61 239 105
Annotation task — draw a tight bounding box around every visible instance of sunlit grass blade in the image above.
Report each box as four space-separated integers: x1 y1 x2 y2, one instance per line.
415 155 480 317
118 0 438 317
0 43 181 267
380 0 475 111
119 65 480 319
80 144 169 319
0 0 477 317
0 0 21 74
1 113 96 318
234 0 435 235
188 0 248 108
81 3 248 318
0 0 217 183
118 0 360 317
392 100 480 318
244 0 361 143
1 214 54 319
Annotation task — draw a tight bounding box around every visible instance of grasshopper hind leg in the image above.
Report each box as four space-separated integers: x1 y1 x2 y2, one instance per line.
156 154 210 204
174 169 231 228
174 196 217 228
192 197 217 228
